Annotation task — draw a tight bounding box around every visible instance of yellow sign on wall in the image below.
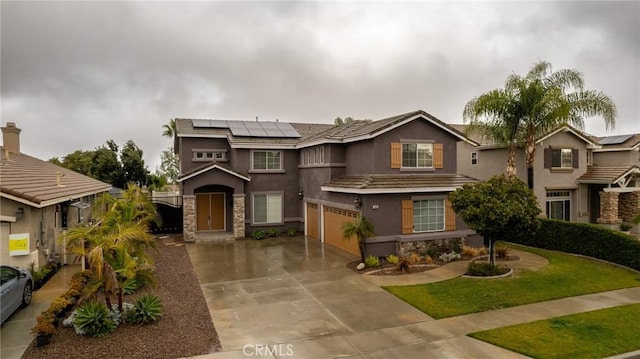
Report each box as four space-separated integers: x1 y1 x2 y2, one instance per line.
9 233 30 256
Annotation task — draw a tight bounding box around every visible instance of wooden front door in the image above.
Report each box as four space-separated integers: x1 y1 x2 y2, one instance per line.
196 193 225 231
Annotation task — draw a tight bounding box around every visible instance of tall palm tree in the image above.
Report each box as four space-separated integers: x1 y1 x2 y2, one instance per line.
463 89 523 178
342 216 375 263
510 61 616 188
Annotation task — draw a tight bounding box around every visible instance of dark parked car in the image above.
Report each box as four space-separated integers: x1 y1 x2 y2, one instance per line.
0 265 33 325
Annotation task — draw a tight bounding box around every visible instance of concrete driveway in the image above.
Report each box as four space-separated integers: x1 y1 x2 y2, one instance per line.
187 236 523 359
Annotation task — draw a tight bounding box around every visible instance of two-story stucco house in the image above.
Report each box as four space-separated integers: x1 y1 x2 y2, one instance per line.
0 123 112 269
176 110 481 257
456 125 640 232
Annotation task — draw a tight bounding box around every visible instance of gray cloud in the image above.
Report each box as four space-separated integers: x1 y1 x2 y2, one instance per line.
2 1 638 170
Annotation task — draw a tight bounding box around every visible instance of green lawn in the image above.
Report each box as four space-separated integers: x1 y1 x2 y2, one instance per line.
384 245 640 318
469 303 640 359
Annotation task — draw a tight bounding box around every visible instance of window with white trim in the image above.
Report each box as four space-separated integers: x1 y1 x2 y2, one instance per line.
252 193 283 224
402 143 433 168
252 151 282 170
471 152 478 165
546 191 571 221
301 147 324 165
551 149 572 168
413 199 444 232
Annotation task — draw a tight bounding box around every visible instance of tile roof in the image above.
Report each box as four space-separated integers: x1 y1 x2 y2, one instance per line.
321 174 479 194
577 165 640 184
0 147 112 207
593 133 640 150
175 110 476 148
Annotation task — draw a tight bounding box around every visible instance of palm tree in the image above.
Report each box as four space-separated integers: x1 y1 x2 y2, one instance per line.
463 89 523 178
61 185 159 311
342 216 375 263
162 119 176 138
510 61 616 188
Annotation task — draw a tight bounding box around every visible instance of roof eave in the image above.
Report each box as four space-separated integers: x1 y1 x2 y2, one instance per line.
320 186 461 194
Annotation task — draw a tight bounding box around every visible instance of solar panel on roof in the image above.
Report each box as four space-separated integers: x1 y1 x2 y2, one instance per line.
599 134 633 145
209 120 229 128
192 119 229 128
192 119 211 128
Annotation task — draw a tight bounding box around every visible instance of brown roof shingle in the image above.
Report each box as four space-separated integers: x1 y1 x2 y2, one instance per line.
0 148 112 207
577 165 640 184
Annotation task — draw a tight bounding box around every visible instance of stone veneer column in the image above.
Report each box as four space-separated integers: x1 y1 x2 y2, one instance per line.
233 194 246 239
618 191 640 222
183 195 196 242
598 191 622 224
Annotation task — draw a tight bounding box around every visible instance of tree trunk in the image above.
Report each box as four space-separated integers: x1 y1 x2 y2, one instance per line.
488 239 495 267
526 136 536 189
358 237 366 263
506 143 517 178
105 293 112 309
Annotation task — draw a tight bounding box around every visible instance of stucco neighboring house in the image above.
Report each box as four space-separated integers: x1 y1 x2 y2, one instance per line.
586 133 640 230
455 124 640 232
176 110 481 257
0 122 112 269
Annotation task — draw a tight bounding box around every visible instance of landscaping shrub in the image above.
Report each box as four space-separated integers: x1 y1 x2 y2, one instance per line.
466 262 509 276
397 257 411 272
495 241 509 259
424 255 433 265
364 255 381 268
439 251 461 263
251 230 266 240
386 254 399 265
267 228 279 237
287 228 297 237
511 218 640 271
73 301 116 337
461 245 480 258
126 294 163 324
408 252 421 265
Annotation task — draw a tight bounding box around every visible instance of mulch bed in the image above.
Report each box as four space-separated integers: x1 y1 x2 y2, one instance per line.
346 259 440 276
22 234 222 359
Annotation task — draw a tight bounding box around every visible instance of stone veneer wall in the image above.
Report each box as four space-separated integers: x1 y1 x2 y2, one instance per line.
618 191 640 222
183 195 196 242
396 237 465 258
233 194 245 239
598 191 622 224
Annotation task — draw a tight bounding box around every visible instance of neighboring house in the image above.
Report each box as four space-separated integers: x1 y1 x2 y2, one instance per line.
585 133 640 228
455 124 640 231
176 110 481 257
0 123 112 269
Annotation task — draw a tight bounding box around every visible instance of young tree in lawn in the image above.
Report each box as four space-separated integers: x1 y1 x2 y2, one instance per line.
342 216 375 264
448 175 541 266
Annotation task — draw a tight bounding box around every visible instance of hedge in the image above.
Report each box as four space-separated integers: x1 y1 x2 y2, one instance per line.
510 218 640 271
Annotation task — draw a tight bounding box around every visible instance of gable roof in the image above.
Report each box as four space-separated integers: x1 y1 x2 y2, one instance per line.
174 110 478 149
458 124 599 149
177 162 250 182
0 147 112 208
321 174 479 194
298 110 478 148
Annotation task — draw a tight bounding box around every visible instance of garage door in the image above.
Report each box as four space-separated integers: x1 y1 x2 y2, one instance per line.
323 206 360 256
306 202 319 239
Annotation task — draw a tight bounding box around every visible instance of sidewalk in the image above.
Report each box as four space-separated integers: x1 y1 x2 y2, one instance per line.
0 264 81 359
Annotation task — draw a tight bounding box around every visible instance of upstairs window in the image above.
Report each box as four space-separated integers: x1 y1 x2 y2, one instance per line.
471 152 478 165
193 150 227 162
544 148 578 170
252 151 282 171
402 143 433 168
301 147 324 165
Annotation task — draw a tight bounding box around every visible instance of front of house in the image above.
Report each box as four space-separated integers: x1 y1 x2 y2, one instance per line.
176 110 481 257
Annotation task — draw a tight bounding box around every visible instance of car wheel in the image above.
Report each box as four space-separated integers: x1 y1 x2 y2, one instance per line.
21 281 33 307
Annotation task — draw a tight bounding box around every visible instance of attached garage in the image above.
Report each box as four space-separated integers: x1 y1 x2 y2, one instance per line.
323 206 360 256
306 202 319 239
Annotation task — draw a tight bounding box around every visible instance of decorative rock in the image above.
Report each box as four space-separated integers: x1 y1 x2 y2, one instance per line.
356 263 365 270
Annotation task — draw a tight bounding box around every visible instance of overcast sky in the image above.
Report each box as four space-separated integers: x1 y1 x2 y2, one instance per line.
2 1 639 171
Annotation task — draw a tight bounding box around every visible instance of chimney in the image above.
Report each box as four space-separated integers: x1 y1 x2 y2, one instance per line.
1 122 21 153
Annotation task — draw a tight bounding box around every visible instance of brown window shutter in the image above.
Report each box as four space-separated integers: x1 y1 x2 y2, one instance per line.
445 199 456 231
572 148 579 169
544 148 552 169
433 143 444 169
391 142 401 169
401 199 413 234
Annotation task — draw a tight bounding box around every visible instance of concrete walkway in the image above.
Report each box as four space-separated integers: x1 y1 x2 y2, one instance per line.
188 238 640 359
0 264 81 359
